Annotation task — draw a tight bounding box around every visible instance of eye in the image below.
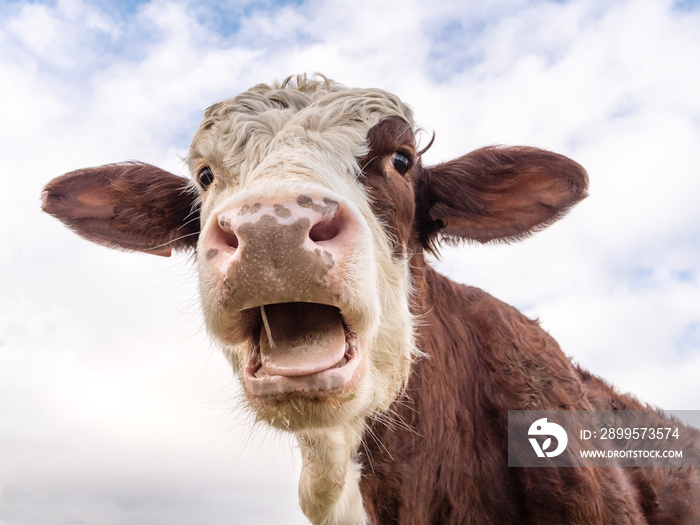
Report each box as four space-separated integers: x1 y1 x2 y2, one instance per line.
391 152 411 175
198 166 215 189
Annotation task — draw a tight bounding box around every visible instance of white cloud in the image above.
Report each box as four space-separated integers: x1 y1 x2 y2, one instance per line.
1 0 699 521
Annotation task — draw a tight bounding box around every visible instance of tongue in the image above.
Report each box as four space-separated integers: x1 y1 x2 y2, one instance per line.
259 303 347 376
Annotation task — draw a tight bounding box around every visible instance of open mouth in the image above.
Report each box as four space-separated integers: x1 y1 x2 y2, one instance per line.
243 302 362 399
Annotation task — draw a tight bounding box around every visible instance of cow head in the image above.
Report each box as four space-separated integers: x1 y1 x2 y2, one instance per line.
42 75 587 523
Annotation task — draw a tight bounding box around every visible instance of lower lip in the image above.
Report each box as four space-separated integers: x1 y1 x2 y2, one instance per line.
243 335 362 399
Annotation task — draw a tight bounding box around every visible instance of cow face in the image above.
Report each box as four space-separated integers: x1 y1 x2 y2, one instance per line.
42 75 587 436
189 81 419 431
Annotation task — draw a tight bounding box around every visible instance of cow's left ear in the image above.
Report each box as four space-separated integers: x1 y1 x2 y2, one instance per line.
42 162 200 256
415 146 588 247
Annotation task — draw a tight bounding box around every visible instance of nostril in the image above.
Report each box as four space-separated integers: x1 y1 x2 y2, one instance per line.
217 215 239 249
222 229 239 249
309 216 342 243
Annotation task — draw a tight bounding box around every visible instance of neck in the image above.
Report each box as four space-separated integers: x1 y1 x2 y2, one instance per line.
297 425 367 525
295 253 440 525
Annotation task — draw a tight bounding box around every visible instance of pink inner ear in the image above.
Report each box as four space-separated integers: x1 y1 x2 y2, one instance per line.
76 187 116 218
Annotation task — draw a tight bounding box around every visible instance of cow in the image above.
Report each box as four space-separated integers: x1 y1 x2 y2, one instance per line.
42 75 699 524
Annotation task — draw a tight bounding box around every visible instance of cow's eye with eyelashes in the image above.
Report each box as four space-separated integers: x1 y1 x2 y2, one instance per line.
391 152 411 175
198 166 215 189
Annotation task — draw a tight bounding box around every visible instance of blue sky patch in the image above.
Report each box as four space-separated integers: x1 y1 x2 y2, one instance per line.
673 270 695 283
673 0 700 11
626 267 655 291
426 18 488 82
196 0 305 38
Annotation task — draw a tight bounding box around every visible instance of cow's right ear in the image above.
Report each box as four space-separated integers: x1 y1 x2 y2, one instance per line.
42 162 200 256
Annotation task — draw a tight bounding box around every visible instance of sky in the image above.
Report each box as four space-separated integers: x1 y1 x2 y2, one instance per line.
1 0 699 523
